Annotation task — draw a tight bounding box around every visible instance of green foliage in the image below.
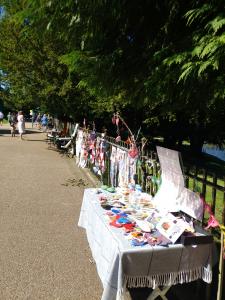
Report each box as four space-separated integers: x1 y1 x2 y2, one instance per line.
1 0 225 151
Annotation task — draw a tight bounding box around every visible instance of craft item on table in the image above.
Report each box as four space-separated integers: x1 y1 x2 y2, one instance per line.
99 195 113 209
131 239 147 247
122 223 136 233
118 212 128 217
117 217 132 224
146 209 165 229
101 185 109 190
128 191 138 206
112 194 120 200
123 207 137 214
96 189 102 194
99 195 107 202
135 220 153 232
107 187 116 193
121 185 130 195
112 201 125 208
183 218 195 233
105 211 114 217
111 208 121 214
156 213 188 244
130 211 149 221
101 203 113 210
110 219 124 228
144 233 158 246
144 232 171 246
130 231 143 239
109 216 132 228
128 231 148 247
139 193 154 208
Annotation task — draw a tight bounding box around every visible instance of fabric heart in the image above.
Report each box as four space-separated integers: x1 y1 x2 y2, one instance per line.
128 146 139 158
115 136 121 142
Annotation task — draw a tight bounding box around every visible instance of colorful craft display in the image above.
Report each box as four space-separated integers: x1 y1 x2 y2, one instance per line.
95 186 198 247
75 117 139 185
76 126 108 175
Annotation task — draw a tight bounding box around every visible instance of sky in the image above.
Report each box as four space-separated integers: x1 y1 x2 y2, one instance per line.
0 6 5 18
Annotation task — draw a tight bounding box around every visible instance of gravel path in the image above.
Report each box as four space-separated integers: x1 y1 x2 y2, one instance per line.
0 123 102 300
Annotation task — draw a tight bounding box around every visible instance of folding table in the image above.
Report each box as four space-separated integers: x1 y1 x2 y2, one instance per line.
78 189 213 300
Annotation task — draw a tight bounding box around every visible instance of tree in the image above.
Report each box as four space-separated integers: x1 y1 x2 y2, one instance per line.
1 0 225 152
0 0 95 121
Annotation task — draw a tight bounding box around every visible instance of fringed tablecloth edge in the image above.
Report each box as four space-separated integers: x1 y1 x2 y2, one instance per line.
121 266 212 291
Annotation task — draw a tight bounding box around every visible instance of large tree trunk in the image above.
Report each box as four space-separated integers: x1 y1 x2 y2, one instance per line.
190 134 204 154
164 135 177 149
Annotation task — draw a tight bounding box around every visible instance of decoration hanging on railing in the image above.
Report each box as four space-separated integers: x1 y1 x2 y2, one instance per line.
112 112 139 159
200 195 225 259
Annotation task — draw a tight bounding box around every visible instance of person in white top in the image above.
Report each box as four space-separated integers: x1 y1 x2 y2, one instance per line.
0 111 4 126
17 111 25 139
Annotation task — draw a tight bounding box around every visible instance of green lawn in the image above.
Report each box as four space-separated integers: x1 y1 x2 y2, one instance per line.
181 149 225 224
187 177 224 224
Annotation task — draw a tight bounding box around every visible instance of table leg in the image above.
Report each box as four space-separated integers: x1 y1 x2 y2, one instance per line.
147 286 171 300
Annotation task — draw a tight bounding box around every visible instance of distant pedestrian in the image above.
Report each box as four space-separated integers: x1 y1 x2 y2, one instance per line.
41 114 48 132
17 111 25 139
47 116 54 131
30 110 35 128
9 112 17 137
0 111 4 126
35 113 41 129
7 112 11 122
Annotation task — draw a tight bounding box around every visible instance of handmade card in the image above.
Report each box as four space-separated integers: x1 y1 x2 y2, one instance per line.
156 213 188 244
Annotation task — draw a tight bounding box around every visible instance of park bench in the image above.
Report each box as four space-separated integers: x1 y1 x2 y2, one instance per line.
48 123 79 156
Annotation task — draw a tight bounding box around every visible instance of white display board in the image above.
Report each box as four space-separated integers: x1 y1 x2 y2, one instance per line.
153 146 203 221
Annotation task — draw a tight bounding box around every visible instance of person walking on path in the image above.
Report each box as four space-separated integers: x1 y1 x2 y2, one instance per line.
35 113 41 129
9 112 17 137
0 111 4 126
41 113 48 132
7 112 11 122
17 110 25 139
30 110 35 128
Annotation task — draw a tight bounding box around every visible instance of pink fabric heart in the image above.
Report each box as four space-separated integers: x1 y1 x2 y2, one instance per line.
128 146 139 158
205 214 220 229
115 136 121 142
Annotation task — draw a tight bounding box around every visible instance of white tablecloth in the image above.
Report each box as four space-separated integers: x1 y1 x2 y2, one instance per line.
78 189 212 300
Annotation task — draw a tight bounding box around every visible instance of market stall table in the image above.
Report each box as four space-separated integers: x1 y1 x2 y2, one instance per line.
78 188 213 300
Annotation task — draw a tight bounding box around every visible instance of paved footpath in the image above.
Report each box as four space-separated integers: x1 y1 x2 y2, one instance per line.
0 123 102 300
0 123 202 300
